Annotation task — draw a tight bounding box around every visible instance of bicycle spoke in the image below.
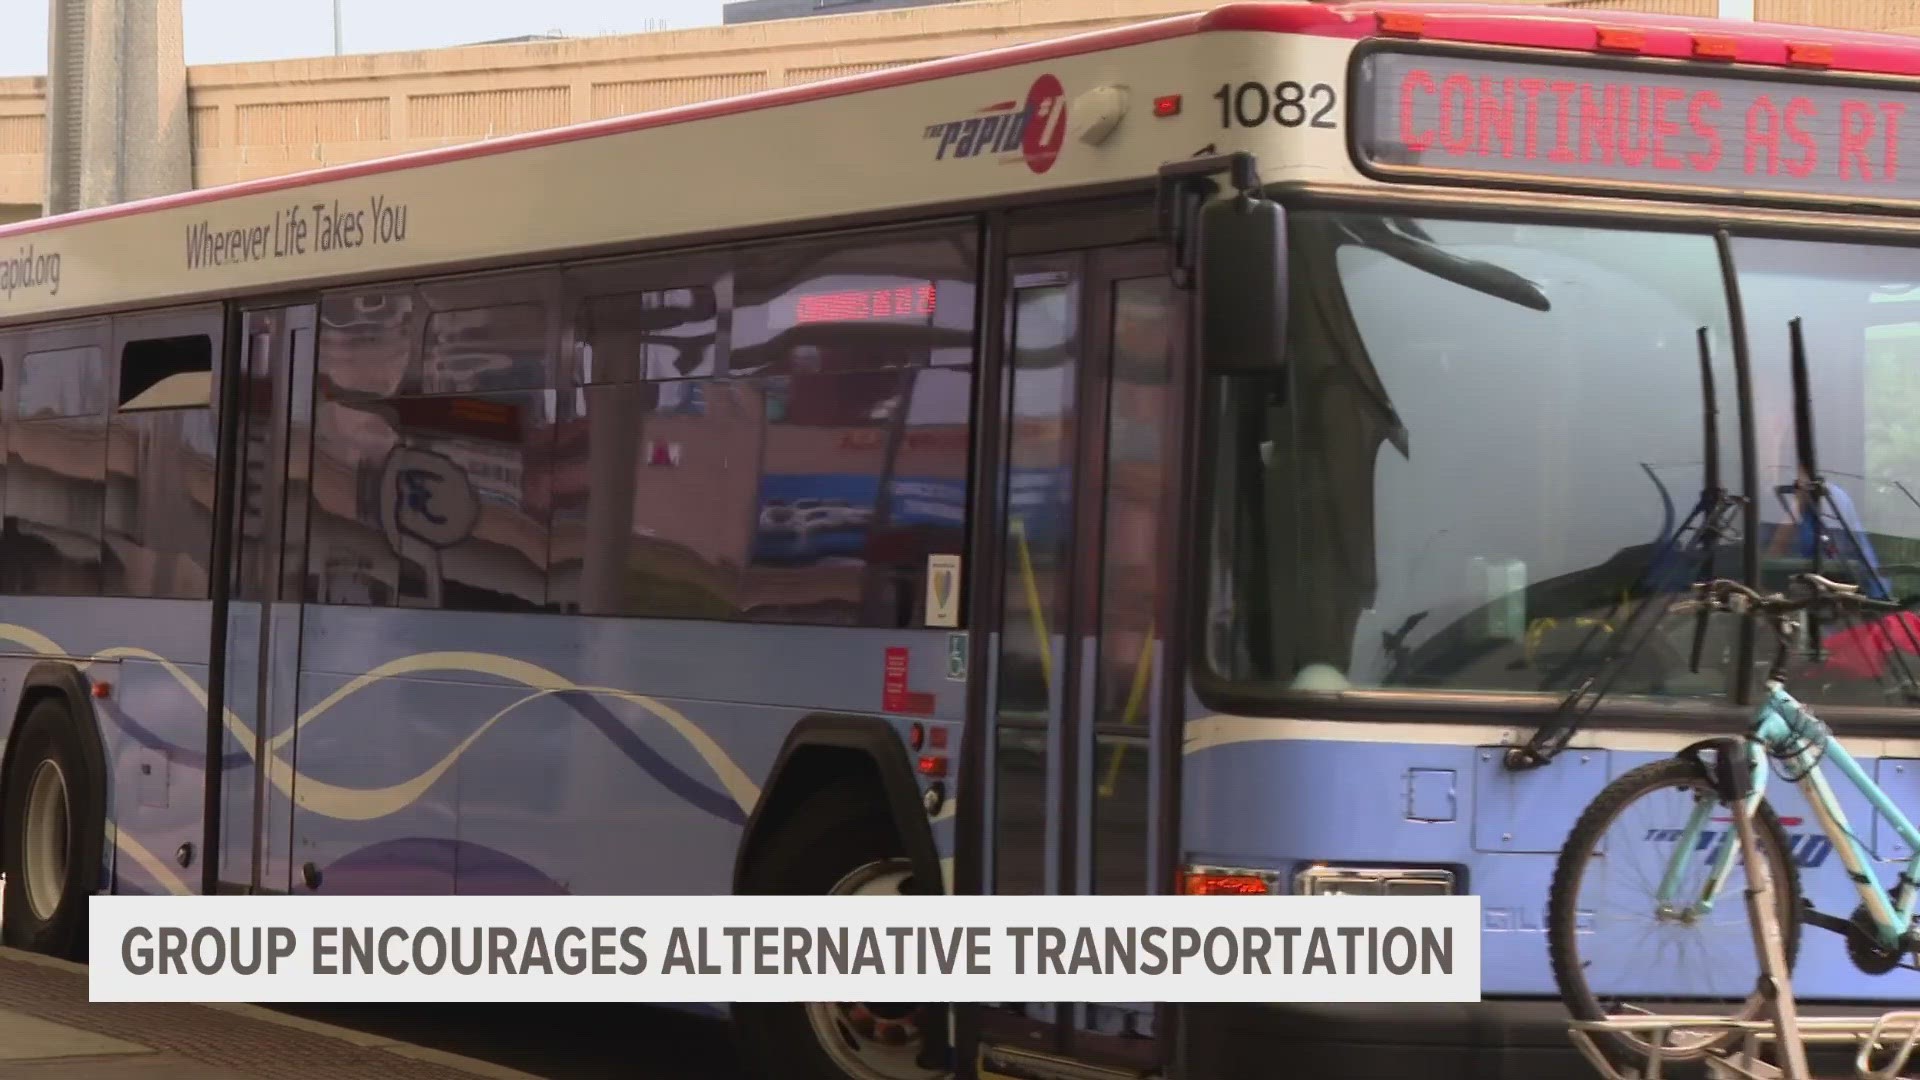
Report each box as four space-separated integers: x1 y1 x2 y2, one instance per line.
1550 757 1797 1063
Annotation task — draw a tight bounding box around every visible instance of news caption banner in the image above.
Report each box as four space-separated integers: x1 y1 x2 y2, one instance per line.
89 895 1479 1004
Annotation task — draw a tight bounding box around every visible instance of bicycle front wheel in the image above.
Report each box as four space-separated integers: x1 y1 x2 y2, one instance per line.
1548 756 1802 1064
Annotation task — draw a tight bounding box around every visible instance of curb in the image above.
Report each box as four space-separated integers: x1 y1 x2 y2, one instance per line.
0 947 543 1080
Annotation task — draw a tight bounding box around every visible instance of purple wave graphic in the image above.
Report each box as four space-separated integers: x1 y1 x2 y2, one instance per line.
97 700 250 771
93 688 746 827
551 690 745 826
317 837 569 895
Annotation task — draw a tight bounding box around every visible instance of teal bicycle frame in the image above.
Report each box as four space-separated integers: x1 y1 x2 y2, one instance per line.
1658 681 1920 953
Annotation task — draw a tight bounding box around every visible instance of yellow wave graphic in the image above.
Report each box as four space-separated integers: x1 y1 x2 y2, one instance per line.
112 825 192 897
0 625 761 824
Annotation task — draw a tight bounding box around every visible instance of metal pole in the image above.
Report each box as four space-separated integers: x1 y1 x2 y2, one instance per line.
332 0 343 54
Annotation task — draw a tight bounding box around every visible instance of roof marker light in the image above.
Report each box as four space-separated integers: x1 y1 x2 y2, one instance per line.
1788 42 1834 68
1692 34 1739 61
1596 27 1646 53
1153 94 1181 118
1377 12 1424 37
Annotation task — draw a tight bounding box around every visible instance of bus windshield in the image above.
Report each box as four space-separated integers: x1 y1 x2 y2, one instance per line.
1201 210 1920 711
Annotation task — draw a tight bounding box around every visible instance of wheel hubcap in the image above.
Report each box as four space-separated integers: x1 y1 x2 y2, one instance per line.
22 759 70 922
803 859 946 1080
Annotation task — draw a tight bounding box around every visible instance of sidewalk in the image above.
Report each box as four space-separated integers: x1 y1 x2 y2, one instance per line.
0 947 539 1079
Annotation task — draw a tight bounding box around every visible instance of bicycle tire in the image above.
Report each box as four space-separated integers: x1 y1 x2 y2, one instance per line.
1548 755 1803 1064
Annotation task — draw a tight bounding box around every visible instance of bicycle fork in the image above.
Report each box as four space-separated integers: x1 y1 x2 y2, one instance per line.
1661 738 1811 1079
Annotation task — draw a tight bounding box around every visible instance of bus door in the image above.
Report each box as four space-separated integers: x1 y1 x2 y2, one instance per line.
215 303 317 894
972 227 1187 1077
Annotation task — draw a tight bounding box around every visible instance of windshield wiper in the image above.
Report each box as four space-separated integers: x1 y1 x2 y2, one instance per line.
1512 316 1920 769
1779 317 1920 703
1338 216 1552 312
1507 326 1743 770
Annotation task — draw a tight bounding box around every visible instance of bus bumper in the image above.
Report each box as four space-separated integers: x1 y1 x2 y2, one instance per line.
1175 1000 1583 1080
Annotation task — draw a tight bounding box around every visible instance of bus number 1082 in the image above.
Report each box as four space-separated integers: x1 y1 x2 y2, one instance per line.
1214 81 1338 130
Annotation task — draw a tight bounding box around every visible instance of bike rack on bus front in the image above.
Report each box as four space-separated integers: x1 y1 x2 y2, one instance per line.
1567 1011 1920 1080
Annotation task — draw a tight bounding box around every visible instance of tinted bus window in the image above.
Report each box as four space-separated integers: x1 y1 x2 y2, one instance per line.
575 287 721 384
19 346 106 419
550 225 977 627
730 229 977 376
7 344 108 595
309 390 554 611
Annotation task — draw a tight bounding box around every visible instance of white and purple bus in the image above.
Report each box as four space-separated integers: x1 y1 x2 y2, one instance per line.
6 3 1920 1077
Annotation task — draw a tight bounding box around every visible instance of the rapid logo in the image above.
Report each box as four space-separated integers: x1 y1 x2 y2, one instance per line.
925 73 1069 174
1645 816 1835 869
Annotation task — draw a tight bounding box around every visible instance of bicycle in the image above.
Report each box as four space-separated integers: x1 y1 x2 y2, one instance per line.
1547 570 1920 1068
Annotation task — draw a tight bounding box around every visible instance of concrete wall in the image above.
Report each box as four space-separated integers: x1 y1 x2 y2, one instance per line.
43 0 193 214
1 0 1918 216
724 0 963 25
177 0 1216 190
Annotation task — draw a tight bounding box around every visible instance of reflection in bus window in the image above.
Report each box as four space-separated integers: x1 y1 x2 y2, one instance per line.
549 379 754 620
18 346 106 419
5 343 108 594
743 367 969 627
421 304 548 394
104 407 216 599
317 286 418 399
1092 275 1174 898
307 390 553 612
1733 238 1920 706
5 415 106 596
731 230 978 376
575 288 720 384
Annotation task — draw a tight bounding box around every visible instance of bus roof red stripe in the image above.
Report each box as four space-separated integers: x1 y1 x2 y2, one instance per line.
1204 2 1920 74
20 2 1920 243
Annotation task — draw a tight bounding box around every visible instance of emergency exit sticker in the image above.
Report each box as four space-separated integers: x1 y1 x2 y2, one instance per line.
883 647 936 715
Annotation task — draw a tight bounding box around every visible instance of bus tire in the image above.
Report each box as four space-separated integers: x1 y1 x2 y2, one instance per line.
734 781 946 1080
2 696 102 962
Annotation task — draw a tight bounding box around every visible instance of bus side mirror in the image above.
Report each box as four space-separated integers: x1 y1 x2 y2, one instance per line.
1199 196 1287 372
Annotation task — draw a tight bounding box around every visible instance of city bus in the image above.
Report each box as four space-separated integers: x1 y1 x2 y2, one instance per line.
7 1 1920 1077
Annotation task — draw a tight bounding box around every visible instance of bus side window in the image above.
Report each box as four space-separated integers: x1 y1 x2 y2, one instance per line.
551 259 734 620
104 308 222 600
729 226 977 628
310 273 559 614
7 327 109 596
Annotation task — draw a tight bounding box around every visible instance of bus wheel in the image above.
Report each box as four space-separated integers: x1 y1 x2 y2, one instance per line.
2 697 100 961
736 783 947 1080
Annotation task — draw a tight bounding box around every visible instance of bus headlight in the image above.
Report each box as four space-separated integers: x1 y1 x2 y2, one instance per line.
1294 865 1456 896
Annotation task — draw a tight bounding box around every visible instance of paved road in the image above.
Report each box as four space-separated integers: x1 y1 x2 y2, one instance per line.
275 1003 749 1080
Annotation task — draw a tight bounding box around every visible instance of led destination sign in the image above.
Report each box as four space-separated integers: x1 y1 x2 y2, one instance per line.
1355 49 1920 204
